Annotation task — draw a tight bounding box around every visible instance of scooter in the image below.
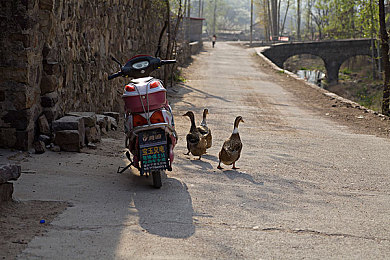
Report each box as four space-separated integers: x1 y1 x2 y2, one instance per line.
108 55 177 188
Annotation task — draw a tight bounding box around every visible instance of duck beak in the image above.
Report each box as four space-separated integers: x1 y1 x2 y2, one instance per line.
241 119 245 123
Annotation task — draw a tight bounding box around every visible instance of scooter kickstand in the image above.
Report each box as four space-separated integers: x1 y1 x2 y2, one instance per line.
117 151 134 174
117 163 133 174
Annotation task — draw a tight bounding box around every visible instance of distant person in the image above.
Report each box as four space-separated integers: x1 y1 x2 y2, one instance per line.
212 34 217 48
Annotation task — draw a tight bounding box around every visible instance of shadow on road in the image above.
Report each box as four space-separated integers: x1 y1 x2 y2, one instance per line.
169 83 232 107
219 169 265 186
130 174 195 239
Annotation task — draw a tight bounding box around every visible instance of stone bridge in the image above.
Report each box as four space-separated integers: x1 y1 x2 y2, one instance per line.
261 39 374 84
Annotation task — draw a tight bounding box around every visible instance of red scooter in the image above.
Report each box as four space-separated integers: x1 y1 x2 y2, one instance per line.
108 55 177 188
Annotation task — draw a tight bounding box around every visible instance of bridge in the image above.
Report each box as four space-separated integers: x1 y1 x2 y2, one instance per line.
261 39 375 84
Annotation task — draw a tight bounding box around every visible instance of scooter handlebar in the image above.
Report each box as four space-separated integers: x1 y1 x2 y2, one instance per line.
160 60 176 65
108 71 122 80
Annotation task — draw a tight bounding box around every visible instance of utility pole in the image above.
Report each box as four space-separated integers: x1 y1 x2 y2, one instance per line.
199 0 201 17
187 0 191 41
297 0 301 40
188 0 191 17
250 0 253 45
213 0 217 35
201 0 204 18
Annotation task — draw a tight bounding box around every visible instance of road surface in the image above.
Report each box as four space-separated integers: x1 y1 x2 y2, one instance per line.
12 42 390 259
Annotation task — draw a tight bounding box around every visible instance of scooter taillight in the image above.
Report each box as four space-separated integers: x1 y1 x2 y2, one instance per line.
150 81 160 89
150 110 165 124
133 114 148 127
125 84 136 92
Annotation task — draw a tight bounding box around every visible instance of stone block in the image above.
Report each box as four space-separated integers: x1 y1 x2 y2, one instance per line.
66 112 97 127
43 61 60 76
103 112 120 123
40 73 57 95
38 114 50 135
54 130 80 152
15 128 34 151
0 164 21 184
41 92 58 108
38 134 51 145
33 140 45 154
96 115 108 131
107 116 118 130
85 126 101 143
42 104 60 123
0 128 17 148
52 116 85 147
2 109 30 130
0 182 13 203
0 67 28 83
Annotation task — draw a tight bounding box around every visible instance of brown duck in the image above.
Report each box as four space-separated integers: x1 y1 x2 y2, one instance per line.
218 116 244 170
183 111 207 160
197 108 212 149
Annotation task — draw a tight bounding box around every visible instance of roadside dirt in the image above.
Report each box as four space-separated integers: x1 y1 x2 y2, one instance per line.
0 200 69 259
0 131 123 260
251 50 390 140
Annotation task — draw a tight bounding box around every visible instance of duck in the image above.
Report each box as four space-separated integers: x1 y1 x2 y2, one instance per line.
217 116 244 170
197 108 212 149
183 111 207 160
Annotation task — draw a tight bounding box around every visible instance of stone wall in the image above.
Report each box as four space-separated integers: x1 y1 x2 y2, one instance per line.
0 0 182 150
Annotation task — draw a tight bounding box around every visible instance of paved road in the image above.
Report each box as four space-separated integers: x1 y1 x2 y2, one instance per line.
15 42 390 259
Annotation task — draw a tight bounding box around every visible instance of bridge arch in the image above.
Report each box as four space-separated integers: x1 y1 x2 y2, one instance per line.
261 39 374 85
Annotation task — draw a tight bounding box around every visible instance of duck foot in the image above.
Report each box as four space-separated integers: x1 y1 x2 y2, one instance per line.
232 163 239 170
184 151 190 155
217 162 223 169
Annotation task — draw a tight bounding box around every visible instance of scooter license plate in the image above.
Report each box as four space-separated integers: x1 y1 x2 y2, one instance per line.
138 128 168 172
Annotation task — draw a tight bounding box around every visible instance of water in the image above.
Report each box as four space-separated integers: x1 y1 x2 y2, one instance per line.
297 70 325 87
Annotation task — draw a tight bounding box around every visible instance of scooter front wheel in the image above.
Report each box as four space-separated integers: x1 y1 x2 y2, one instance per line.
151 170 162 188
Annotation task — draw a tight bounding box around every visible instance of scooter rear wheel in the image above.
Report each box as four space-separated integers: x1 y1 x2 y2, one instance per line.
151 170 162 188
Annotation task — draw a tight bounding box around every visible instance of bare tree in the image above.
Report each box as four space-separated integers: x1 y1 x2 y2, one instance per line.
379 0 390 115
280 0 291 35
297 0 301 40
270 0 278 39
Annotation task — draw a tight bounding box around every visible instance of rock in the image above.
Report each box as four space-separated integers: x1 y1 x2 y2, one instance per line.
41 92 59 108
85 126 101 143
0 164 21 183
38 114 51 135
103 112 120 123
42 104 60 123
66 112 97 127
0 182 13 203
54 130 81 152
39 0 54 10
40 73 57 95
87 143 97 149
96 115 108 131
106 116 118 130
38 134 51 145
50 145 61 152
0 128 17 148
33 140 46 154
52 116 85 147
101 127 107 135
